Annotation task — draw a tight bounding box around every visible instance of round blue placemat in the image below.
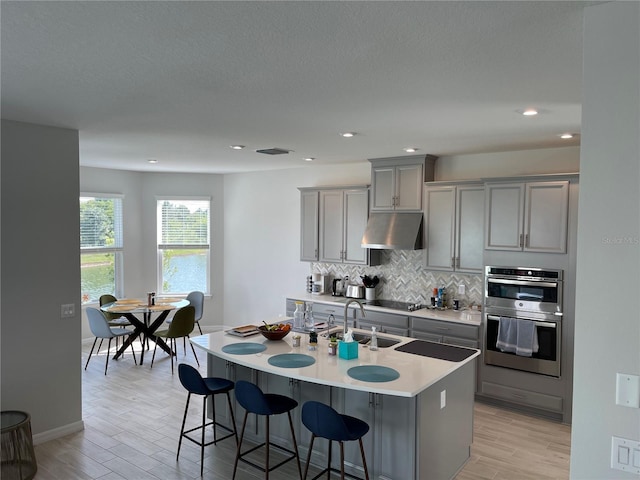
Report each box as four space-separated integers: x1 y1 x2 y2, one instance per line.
268 353 316 368
222 342 267 355
347 365 400 383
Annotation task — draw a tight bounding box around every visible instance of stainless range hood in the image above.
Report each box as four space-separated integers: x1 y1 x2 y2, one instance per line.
361 212 423 250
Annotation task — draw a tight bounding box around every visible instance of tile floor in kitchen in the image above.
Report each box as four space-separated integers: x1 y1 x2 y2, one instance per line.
33 335 571 479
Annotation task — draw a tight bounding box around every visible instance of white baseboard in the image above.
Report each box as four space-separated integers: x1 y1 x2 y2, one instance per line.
32 420 85 445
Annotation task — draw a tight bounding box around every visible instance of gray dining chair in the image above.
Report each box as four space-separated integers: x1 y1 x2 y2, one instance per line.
85 307 137 375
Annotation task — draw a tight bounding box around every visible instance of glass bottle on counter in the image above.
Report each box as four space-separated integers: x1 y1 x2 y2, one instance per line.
305 302 315 330
293 301 305 331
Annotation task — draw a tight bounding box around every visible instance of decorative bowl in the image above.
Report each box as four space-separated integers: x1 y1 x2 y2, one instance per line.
258 324 291 340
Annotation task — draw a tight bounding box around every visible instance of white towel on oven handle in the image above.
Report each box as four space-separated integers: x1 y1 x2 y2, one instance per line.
496 317 539 357
496 316 517 354
515 318 539 357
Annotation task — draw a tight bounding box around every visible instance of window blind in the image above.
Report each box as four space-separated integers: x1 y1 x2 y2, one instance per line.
158 199 210 248
80 195 123 250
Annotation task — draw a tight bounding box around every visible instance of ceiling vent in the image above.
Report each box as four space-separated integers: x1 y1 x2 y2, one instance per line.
256 148 291 155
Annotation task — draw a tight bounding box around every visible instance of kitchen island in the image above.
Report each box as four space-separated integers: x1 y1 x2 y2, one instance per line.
192 329 479 480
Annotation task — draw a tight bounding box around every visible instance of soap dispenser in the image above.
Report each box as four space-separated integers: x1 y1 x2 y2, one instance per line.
370 326 378 351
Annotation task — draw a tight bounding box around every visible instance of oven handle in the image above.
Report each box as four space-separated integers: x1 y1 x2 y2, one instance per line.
487 278 558 288
487 314 557 329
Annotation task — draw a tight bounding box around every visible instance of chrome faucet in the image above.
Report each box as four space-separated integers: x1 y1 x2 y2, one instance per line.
343 299 365 337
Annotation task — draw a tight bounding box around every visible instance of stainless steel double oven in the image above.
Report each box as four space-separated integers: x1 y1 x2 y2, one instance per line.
483 266 563 377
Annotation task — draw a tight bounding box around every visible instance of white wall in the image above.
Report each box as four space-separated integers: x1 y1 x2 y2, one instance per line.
571 2 640 479
222 162 371 324
1 120 83 439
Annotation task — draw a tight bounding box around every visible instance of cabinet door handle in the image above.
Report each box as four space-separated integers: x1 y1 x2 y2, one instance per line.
451 257 456 268
519 233 524 248
456 257 460 268
525 233 529 248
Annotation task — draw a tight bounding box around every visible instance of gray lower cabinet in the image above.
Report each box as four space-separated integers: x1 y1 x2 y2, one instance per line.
481 381 563 413
354 309 409 337
410 316 480 349
335 389 417 479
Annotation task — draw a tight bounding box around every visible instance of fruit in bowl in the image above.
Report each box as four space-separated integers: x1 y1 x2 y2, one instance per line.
259 322 292 340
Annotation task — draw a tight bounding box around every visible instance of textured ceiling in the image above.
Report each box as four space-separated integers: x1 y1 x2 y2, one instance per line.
1 1 590 173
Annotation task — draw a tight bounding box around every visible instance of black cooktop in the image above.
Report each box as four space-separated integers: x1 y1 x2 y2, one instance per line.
395 340 477 362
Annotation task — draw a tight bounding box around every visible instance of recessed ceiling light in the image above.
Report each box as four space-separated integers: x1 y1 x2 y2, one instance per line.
559 133 576 139
304 157 315 162
340 132 356 138
147 159 158 164
522 108 539 116
230 145 245 150
403 147 418 153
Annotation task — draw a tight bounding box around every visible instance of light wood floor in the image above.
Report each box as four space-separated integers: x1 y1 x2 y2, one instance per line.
33 337 571 479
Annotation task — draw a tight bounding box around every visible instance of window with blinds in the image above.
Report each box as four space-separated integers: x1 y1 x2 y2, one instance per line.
80 194 124 303
157 197 210 295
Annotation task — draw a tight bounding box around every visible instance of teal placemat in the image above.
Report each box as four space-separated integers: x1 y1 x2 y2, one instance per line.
268 353 316 368
222 342 267 355
347 365 400 383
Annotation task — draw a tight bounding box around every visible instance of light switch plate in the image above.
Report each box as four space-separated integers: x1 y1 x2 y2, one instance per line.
612 436 640 474
457 284 466 295
61 303 75 318
616 373 640 408
440 390 446 409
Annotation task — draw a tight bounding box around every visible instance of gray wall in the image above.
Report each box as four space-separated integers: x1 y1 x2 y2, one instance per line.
1 120 83 439
571 2 640 479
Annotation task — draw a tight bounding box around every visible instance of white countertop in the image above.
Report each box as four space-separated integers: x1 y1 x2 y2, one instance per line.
191 329 480 398
288 293 483 326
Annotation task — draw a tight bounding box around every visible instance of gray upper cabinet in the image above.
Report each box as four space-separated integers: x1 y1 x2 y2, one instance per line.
300 190 319 261
485 180 569 253
424 183 484 272
300 185 378 265
369 155 436 212
319 188 370 264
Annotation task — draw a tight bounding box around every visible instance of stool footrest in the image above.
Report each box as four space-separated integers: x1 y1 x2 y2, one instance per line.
237 441 298 473
310 466 366 480
181 420 236 448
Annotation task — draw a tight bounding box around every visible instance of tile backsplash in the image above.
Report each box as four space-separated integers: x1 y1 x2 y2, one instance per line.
311 250 483 308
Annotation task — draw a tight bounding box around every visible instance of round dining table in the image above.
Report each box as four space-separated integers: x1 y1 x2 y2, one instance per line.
100 298 189 365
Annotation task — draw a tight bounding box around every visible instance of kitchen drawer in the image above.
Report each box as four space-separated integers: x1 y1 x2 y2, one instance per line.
481 381 563 413
443 336 479 349
410 331 443 343
357 320 409 337
355 309 409 328
312 302 346 320
410 317 479 340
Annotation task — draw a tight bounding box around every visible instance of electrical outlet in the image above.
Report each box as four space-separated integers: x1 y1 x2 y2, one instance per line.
440 390 446 409
61 303 75 318
611 436 640 474
457 284 466 295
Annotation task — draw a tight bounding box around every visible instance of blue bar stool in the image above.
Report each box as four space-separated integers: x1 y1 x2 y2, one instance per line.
232 380 302 479
177 364 238 476
301 401 370 480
